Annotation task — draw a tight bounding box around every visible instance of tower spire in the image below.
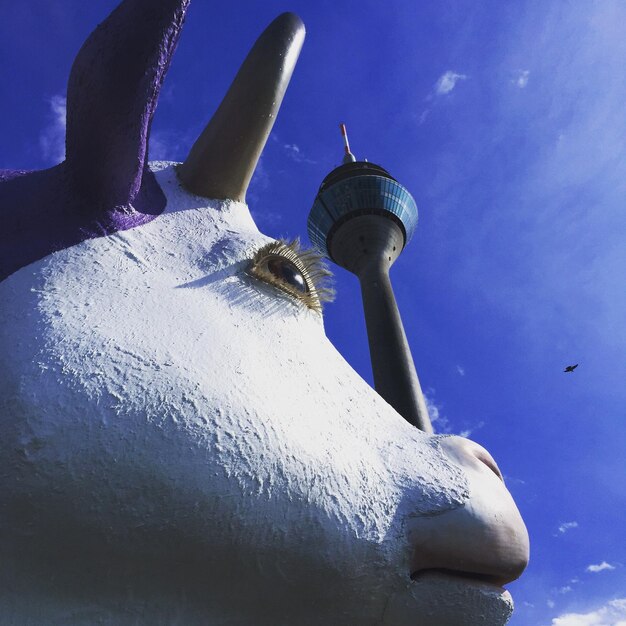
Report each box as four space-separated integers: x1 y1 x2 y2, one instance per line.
340 123 356 163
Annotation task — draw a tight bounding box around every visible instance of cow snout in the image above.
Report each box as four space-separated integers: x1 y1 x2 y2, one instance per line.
408 436 529 587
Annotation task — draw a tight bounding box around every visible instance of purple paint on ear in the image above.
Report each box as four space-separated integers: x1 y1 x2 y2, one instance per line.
0 0 191 282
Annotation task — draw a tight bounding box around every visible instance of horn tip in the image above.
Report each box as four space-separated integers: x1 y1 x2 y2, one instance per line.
270 12 306 39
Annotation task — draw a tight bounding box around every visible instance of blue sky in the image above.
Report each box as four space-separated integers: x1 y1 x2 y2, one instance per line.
1 1 625 624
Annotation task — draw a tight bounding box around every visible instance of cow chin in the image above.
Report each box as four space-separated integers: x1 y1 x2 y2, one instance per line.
384 572 514 626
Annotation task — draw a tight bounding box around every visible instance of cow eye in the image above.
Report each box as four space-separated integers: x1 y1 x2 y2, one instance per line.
264 256 308 294
247 240 334 312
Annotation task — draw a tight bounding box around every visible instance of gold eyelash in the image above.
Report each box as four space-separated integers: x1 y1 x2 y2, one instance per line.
247 239 335 312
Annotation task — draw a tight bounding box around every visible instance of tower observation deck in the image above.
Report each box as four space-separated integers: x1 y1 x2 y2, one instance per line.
308 125 432 433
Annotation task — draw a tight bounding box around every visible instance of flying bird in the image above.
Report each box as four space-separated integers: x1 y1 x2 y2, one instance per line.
564 364 579 373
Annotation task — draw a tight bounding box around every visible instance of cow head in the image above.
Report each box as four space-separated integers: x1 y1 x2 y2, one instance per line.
0 1 528 624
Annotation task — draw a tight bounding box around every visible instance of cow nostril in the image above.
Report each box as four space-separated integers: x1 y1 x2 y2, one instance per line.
441 436 505 483
475 449 504 482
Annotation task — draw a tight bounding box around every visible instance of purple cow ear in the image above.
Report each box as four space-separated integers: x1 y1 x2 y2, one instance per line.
178 13 305 202
0 0 190 281
65 0 191 210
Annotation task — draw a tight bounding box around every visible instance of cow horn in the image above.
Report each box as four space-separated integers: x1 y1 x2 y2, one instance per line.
178 13 305 202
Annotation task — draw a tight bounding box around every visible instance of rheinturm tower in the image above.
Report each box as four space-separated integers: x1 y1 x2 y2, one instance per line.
308 125 433 433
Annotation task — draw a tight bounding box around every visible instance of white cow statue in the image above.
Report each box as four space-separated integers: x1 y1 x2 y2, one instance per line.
0 1 529 624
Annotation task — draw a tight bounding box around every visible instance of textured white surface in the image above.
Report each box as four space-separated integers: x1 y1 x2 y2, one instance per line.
0 163 522 624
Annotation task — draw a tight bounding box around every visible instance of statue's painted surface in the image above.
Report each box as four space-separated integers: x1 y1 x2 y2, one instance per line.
0 1 529 624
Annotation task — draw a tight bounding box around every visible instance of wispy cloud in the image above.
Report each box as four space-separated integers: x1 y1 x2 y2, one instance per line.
424 391 450 432
425 389 483 437
557 521 579 534
269 133 315 165
148 129 192 163
419 70 469 124
39 94 66 164
435 71 468 95
456 365 465 376
586 561 616 573
513 69 530 88
283 142 316 164
456 1 626 371
248 154 272 207
551 597 626 625
458 421 485 438
248 154 283 228
547 578 581 607
503 475 526 486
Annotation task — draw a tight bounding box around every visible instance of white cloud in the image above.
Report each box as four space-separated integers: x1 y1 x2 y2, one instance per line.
248 153 270 196
586 561 616 573
283 143 315 164
269 133 315 164
558 521 579 534
39 94 66 164
551 598 626 625
248 155 283 227
435 71 467 95
456 365 465 376
425 389 484 437
149 129 192 162
513 69 530 88
458 420 485 438
559 586 573 594
424 391 450 432
419 71 468 124
503 475 526 486
284 143 302 160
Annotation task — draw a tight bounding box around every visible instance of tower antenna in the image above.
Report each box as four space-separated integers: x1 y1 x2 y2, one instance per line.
340 123 356 163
